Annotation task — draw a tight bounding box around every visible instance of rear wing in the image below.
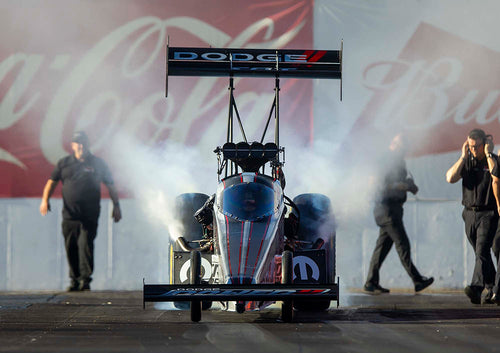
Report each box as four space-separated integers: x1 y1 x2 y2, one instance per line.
166 44 343 97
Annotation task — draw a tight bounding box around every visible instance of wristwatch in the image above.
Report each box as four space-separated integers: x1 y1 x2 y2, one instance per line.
487 152 494 159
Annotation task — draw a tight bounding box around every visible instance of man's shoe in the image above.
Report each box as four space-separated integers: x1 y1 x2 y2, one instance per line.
492 293 500 306
483 289 495 304
374 284 390 293
363 283 390 294
464 285 481 304
79 282 91 291
415 277 434 292
67 280 80 292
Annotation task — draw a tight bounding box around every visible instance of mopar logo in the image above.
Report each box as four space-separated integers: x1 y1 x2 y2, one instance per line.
173 51 308 63
293 256 320 281
174 254 221 284
179 257 212 283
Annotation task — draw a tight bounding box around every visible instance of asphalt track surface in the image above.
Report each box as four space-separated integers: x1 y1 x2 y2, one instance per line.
1 290 500 353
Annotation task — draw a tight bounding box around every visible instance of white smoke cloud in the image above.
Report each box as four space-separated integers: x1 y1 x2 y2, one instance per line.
108 132 215 241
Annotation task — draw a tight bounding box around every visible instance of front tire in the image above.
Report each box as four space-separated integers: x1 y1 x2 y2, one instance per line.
190 251 202 322
281 250 294 322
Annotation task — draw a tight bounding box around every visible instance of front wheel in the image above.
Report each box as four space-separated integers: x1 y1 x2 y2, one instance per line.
190 251 202 322
281 250 294 322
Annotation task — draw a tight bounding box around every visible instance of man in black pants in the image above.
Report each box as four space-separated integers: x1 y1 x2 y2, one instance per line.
40 131 122 291
494 259 500 305
446 128 500 304
364 134 434 294
492 231 500 305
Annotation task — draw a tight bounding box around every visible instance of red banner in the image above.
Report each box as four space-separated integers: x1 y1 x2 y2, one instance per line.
352 22 500 156
0 0 313 197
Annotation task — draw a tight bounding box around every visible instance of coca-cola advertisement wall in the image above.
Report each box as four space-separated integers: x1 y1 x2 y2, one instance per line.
0 0 314 197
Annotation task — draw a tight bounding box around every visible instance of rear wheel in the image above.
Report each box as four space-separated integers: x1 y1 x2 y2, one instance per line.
190 250 202 322
293 193 336 311
281 250 294 322
174 193 210 247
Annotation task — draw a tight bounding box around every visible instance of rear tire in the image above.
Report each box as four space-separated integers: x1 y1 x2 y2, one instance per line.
293 193 335 311
174 193 210 246
293 193 335 250
190 251 202 322
281 250 294 322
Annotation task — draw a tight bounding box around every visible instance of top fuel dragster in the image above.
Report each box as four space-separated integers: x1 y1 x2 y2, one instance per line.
143 43 342 322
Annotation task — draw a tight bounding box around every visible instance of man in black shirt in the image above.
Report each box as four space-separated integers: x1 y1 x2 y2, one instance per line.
364 134 434 294
446 128 500 304
39 131 121 291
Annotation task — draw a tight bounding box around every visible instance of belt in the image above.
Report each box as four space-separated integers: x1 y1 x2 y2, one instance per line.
465 206 495 211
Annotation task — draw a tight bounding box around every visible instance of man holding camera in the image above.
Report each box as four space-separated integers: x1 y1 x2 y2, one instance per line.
364 133 434 294
446 128 500 304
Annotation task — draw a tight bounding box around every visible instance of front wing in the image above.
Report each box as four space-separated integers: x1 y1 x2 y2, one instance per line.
143 282 339 307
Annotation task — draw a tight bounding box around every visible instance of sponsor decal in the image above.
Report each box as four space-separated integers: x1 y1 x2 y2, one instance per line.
351 22 500 156
159 288 332 297
172 51 309 63
293 255 320 281
0 0 313 197
175 253 221 284
179 257 212 283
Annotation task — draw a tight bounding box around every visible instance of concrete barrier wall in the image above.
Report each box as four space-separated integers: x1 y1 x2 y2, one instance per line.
0 199 170 290
0 198 476 291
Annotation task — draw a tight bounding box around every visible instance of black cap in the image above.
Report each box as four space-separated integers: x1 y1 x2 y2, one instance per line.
71 131 89 146
468 128 486 142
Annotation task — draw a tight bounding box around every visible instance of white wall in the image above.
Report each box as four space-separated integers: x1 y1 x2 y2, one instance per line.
0 199 170 290
0 196 474 291
339 198 472 290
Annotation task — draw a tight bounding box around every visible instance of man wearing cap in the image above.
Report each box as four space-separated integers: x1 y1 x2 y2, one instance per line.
446 128 500 304
39 131 121 291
